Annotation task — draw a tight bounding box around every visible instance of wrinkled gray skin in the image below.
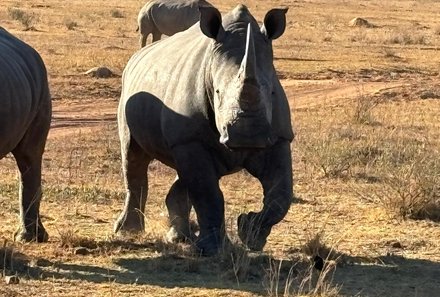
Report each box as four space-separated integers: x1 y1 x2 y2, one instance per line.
0 27 51 242
116 4 294 255
137 0 212 47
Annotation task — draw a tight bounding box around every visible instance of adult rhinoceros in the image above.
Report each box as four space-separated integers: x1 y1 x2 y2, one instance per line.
136 0 212 47
0 27 51 242
116 4 294 255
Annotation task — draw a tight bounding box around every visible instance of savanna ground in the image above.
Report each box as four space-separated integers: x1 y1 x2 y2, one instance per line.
1 0 440 296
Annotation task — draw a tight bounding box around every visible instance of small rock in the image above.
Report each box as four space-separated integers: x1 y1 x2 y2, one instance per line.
74 247 90 255
349 17 375 28
84 66 114 78
390 241 403 249
30 258 52 267
420 90 439 99
5 275 20 285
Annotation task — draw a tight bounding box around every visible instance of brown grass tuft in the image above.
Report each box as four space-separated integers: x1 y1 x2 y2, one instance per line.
59 229 98 249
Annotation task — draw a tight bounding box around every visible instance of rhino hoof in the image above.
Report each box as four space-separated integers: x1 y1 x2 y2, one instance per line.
14 227 48 243
114 215 144 234
237 213 269 251
195 229 224 256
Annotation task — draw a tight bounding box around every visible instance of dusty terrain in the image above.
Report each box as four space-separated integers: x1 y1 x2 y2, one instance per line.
1 0 439 296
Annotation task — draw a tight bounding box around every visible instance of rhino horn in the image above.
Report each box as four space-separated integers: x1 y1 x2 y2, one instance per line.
238 23 257 82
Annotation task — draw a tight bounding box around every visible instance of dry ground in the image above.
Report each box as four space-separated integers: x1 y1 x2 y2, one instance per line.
1 0 440 296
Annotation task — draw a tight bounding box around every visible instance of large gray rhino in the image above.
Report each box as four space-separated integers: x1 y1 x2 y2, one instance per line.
116 4 294 255
136 0 212 47
0 27 51 242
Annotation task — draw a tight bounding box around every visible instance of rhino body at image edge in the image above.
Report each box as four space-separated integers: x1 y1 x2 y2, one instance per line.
0 27 52 242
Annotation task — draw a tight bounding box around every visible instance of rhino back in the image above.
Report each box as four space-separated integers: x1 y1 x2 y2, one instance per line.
0 28 50 157
150 0 203 35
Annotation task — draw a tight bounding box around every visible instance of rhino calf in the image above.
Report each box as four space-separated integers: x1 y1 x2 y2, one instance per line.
0 27 51 242
116 4 294 256
136 0 212 47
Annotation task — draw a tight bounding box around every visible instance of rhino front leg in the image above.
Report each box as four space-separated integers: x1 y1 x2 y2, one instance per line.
172 143 226 256
114 138 151 233
165 177 194 243
240 140 293 251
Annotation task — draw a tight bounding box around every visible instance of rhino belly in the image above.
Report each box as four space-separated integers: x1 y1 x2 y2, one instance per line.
122 91 175 167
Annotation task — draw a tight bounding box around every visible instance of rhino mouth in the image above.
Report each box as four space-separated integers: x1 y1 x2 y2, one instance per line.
219 116 273 149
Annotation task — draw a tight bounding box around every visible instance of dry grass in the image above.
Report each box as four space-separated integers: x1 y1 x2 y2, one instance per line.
1 0 440 296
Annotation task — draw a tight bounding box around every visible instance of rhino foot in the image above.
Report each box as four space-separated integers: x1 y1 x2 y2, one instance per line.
14 225 48 243
195 228 226 257
114 212 145 234
238 212 271 251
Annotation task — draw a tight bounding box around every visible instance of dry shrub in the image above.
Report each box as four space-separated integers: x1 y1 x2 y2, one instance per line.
382 48 401 60
64 19 78 30
7 7 37 30
376 150 439 220
353 93 382 124
264 232 340 297
110 9 124 18
300 135 355 179
385 31 428 45
357 139 440 221
220 242 252 284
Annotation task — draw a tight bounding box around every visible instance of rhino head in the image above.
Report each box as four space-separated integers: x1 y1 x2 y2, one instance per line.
199 5 288 149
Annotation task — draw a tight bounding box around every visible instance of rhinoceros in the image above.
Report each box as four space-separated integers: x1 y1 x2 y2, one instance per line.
136 0 212 47
0 27 51 242
116 4 294 255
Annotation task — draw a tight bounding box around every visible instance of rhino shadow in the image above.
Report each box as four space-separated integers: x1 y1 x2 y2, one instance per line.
15 241 440 296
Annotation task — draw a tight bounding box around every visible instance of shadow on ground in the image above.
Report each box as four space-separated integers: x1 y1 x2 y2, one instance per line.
3 241 440 297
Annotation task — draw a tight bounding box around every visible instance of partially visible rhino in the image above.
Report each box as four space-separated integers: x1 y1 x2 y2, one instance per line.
136 0 212 47
0 27 52 242
116 4 294 255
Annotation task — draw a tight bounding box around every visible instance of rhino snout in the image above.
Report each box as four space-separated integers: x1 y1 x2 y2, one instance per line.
220 114 272 149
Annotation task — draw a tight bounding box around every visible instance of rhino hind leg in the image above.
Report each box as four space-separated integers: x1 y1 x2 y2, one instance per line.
151 28 161 43
114 138 151 234
12 103 50 243
140 34 148 48
165 178 195 243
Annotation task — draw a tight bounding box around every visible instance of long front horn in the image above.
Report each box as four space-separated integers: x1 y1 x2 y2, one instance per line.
238 23 257 81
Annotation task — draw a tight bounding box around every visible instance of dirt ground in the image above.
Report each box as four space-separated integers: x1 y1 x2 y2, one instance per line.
1 0 440 296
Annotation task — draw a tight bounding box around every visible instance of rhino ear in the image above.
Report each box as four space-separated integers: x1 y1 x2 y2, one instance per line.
261 7 288 40
199 6 225 40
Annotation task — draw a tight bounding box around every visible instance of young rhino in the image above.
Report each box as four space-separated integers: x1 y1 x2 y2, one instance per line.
117 4 294 256
0 27 52 242
136 0 212 47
